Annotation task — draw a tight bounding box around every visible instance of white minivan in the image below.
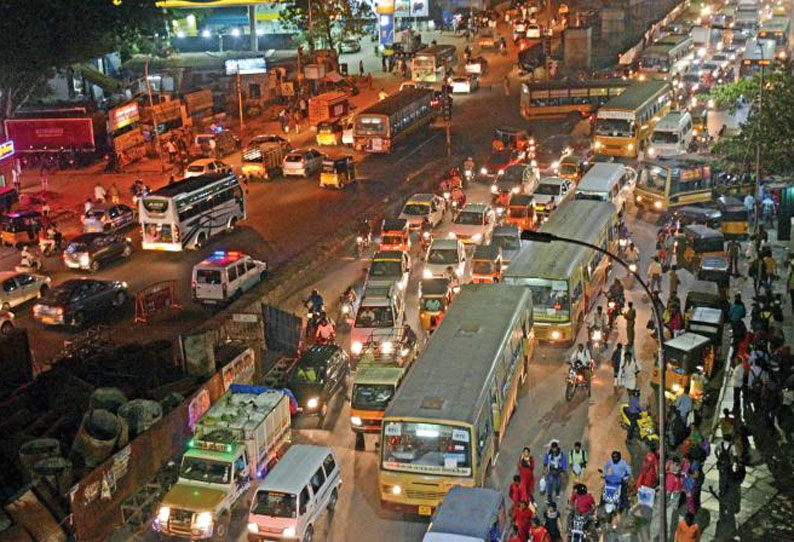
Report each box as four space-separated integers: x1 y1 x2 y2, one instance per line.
647 110 693 158
248 445 341 542
574 162 636 210
192 251 267 304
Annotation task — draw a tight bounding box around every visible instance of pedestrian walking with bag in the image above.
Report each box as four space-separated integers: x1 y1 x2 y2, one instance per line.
542 440 567 505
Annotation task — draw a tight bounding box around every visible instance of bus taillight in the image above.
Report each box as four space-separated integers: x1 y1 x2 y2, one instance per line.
173 225 180 242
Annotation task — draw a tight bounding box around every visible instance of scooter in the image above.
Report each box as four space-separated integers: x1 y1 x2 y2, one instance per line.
597 470 623 523
356 232 371 259
587 325 607 355
619 403 660 447
568 513 595 542
338 297 355 332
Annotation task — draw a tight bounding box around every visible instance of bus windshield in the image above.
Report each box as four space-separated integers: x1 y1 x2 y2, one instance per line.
382 421 472 477
638 164 668 193
524 278 570 319
595 118 634 138
352 383 395 410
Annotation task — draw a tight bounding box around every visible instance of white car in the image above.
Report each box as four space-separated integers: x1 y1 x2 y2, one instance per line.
0 271 51 311
464 57 488 75
424 238 466 279
192 251 267 305
282 149 326 177
449 203 496 245
532 177 573 216
399 193 446 229
0 309 13 334
451 75 479 94
526 23 542 38
185 159 232 178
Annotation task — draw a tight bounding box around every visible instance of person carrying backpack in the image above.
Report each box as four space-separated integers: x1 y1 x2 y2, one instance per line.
569 441 587 483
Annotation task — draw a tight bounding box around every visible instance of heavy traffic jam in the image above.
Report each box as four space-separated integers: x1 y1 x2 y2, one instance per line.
0 0 791 540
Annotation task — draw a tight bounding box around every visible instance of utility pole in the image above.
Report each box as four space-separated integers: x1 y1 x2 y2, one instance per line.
249 5 257 51
237 71 245 137
753 42 765 291
144 56 167 173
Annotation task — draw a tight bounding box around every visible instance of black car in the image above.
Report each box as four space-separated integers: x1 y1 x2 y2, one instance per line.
63 233 133 272
33 278 128 328
287 344 349 427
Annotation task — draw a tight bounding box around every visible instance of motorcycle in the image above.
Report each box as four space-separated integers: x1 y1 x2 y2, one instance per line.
624 261 637 290
356 233 371 259
462 165 475 185
597 470 623 523
420 230 432 256
315 332 336 345
15 257 43 273
568 513 595 542
565 362 591 401
40 234 64 257
619 403 660 447
586 326 607 357
338 296 355 332
606 299 622 329
304 303 325 339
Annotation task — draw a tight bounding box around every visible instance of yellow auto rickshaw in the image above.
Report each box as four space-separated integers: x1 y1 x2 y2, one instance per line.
1 210 44 248
316 119 344 146
676 224 726 273
379 218 410 253
418 278 455 331
504 194 537 231
319 156 356 189
556 154 588 184
716 196 749 238
470 244 503 284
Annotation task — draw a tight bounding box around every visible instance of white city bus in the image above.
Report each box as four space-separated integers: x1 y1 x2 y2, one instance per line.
411 45 458 83
139 172 246 251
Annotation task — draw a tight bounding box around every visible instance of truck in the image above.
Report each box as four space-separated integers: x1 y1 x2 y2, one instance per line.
308 92 350 126
350 327 418 450
153 385 292 541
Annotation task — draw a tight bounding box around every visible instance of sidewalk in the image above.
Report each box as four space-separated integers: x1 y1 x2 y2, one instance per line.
10 31 468 242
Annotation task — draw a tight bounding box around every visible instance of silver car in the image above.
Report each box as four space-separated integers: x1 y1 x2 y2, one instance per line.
0 271 51 311
282 149 326 177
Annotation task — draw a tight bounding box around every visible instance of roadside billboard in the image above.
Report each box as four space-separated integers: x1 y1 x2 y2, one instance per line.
4 118 96 152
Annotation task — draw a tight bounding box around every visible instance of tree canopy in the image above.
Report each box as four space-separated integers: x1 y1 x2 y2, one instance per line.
0 0 163 119
280 0 373 52
709 65 794 175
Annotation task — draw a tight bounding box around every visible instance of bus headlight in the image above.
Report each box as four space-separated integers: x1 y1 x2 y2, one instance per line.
654 200 663 209
627 143 634 151
351 341 363 355
194 512 213 531
307 397 320 409
551 330 561 340
351 416 363 426
157 506 171 523
391 485 402 495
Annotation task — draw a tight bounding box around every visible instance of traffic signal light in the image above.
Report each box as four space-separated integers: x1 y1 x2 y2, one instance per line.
442 86 452 121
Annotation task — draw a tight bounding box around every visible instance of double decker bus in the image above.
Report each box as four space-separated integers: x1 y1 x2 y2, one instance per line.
592 80 672 158
139 172 245 251
379 284 534 515
637 34 693 80
520 79 631 119
353 88 436 153
504 200 618 344
411 45 458 83
758 16 792 59
739 38 776 78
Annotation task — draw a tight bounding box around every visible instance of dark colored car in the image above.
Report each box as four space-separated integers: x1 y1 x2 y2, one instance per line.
287 344 349 427
33 278 129 328
63 233 133 272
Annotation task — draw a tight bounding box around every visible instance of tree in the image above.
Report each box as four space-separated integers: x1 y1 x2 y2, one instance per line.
280 0 373 52
709 65 794 175
0 0 163 122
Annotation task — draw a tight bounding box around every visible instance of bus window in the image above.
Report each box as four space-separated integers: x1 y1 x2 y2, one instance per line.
571 280 583 304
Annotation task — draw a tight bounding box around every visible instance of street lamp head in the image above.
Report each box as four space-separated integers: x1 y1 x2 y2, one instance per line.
520 230 556 243
201 29 212 38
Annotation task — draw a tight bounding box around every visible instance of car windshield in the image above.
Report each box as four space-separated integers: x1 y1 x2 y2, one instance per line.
535 183 560 195
493 234 520 250
355 306 395 328
187 165 206 172
455 211 483 225
369 260 402 278
352 383 395 410
293 365 323 383
428 248 459 265
252 491 296 518
402 203 429 216
595 118 634 138
652 131 679 144
179 457 230 484
196 269 222 285
66 242 89 253
382 421 473 477
473 260 495 274
286 154 304 162
522 278 571 320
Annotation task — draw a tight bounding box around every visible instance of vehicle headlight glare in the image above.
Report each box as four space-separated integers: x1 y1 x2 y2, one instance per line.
247 523 259 533
381 341 393 354
392 485 402 495
157 506 170 523
194 512 213 530
654 200 663 209
551 330 561 340
307 397 319 409
423 268 433 279
79 254 90 266
283 527 297 537
351 416 363 426
480 167 488 175
491 184 498 193
352 341 363 355
472 233 482 242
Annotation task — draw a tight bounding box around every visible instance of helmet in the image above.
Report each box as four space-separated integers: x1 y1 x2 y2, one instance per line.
611 451 621 462
596 305 603 312
576 483 588 495
311 289 319 296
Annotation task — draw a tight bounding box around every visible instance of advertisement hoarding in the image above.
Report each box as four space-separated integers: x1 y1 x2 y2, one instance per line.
4 118 95 152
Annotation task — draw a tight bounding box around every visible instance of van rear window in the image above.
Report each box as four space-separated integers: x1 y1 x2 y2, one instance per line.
196 270 222 284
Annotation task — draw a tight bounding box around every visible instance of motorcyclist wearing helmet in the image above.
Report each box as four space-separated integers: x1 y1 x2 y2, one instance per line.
314 314 336 344
306 289 324 314
604 450 632 511
569 482 596 518
420 218 433 254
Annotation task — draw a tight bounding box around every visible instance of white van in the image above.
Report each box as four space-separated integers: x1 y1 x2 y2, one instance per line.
247 445 341 542
423 487 510 542
648 111 693 157
574 162 636 210
192 251 268 304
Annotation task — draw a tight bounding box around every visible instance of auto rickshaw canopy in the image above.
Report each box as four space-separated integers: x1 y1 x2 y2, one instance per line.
473 243 502 262
381 217 409 234
673 206 722 229
317 119 343 133
684 279 724 314
420 277 452 298
508 193 534 207
681 224 725 253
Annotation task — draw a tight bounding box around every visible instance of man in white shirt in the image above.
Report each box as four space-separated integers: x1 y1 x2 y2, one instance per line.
731 362 745 418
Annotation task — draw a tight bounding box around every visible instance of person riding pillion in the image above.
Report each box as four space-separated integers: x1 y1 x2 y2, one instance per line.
587 306 608 333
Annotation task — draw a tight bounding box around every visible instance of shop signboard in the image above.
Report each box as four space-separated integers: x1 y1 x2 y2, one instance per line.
109 102 140 132
0 140 14 162
225 57 267 75
4 118 95 152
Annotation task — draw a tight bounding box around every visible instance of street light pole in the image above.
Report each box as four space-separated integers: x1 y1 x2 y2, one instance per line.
753 41 765 292
144 56 167 174
521 229 668 542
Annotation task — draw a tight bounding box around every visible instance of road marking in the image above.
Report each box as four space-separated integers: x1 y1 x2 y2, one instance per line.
395 131 443 166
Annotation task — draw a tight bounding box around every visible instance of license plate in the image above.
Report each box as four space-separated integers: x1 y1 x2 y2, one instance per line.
418 506 432 516
40 316 56 324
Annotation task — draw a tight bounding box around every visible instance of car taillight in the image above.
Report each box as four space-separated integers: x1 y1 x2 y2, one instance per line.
55 307 64 316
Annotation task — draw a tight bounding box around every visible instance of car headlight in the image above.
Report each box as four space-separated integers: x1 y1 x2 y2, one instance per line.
629 263 638 272
654 200 663 209
194 512 213 530
491 184 498 193
472 233 482 242
381 341 393 354
423 268 433 279
247 523 259 533
551 330 561 340
307 397 320 409
79 254 90 266
647 147 656 157
351 341 363 355
480 167 488 175
157 506 170 523
627 143 634 151
351 416 363 426
594 141 602 149
448 232 457 239
391 485 402 495
283 527 297 537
